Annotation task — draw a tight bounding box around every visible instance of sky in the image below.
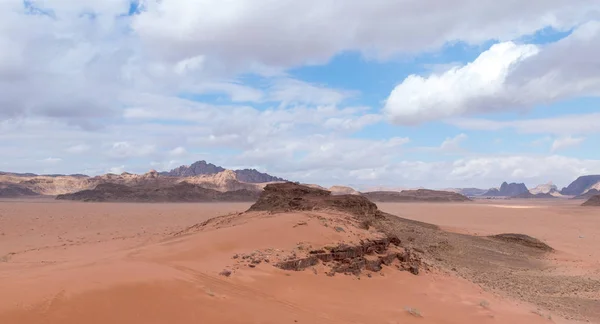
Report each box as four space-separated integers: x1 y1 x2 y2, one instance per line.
1 0 600 190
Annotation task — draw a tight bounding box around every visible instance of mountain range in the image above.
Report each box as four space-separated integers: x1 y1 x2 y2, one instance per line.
160 160 285 183
0 160 285 197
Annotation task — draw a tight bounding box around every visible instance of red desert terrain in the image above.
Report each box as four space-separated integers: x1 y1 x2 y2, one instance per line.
1 185 599 324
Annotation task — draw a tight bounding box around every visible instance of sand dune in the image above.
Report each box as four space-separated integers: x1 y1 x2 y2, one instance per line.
1 191 598 323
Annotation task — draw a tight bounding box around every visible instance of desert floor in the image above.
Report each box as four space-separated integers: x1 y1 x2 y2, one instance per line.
0 198 598 324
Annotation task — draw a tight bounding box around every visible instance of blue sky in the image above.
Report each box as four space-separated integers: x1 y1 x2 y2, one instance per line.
1 0 600 189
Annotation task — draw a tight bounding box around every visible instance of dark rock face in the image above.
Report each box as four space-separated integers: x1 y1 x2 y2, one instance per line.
234 169 285 183
0 183 39 197
483 182 528 197
248 182 381 219
575 189 600 200
161 160 285 183
561 175 600 196
362 189 471 202
274 238 421 276
513 192 556 199
582 195 600 206
161 160 225 177
56 182 260 202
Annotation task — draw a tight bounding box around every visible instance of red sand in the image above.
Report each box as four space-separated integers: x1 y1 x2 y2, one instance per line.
0 198 593 324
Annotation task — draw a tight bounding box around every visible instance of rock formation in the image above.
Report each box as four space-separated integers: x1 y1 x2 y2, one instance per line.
529 182 559 195
0 183 39 198
482 182 528 197
56 182 260 202
161 160 285 183
328 185 360 195
575 189 600 200
582 195 600 206
361 189 471 202
561 175 600 196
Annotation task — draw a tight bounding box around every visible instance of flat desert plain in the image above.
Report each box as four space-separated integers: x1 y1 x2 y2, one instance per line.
0 198 599 324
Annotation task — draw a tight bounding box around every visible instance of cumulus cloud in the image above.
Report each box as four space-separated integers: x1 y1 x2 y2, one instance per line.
385 21 600 124
551 136 586 152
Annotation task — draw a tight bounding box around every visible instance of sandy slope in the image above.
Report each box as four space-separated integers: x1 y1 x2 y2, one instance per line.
0 198 592 324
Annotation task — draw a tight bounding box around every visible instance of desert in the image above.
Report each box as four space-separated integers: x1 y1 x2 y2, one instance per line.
3 2 600 324
1 182 600 324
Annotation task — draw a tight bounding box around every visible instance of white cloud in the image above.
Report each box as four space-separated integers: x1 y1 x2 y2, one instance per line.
65 144 91 154
168 146 187 157
107 165 126 174
551 136 585 152
448 112 600 135
132 0 598 71
385 21 600 124
108 142 156 159
40 157 62 164
384 42 539 124
440 133 468 152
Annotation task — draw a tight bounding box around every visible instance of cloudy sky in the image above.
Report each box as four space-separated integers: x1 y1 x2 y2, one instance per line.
1 0 600 189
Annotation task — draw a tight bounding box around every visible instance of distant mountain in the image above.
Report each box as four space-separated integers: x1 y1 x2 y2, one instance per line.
234 169 285 183
574 189 600 200
0 183 39 197
513 192 556 199
561 175 600 196
529 182 558 195
362 189 471 202
56 182 259 203
482 182 528 197
453 188 487 196
162 160 285 183
161 160 225 177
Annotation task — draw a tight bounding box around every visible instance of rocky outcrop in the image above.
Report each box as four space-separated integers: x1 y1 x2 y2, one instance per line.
275 238 421 276
328 185 360 196
582 195 600 206
561 175 600 196
248 182 381 219
0 183 39 197
362 189 471 202
483 182 528 197
529 182 559 195
575 189 600 200
513 192 556 199
234 169 285 183
56 182 260 202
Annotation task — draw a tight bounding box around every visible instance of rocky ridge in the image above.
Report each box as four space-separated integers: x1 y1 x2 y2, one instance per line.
362 189 471 202
56 182 260 202
561 175 600 196
482 182 529 197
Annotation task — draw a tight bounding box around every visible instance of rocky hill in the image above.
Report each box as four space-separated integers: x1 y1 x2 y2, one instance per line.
561 175 600 196
529 182 559 195
328 185 360 195
362 189 471 202
161 160 285 183
0 169 266 196
574 189 600 200
582 195 600 206
56 182 260 202
513 192 556 199
0 183 39 198
482 182 528 197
